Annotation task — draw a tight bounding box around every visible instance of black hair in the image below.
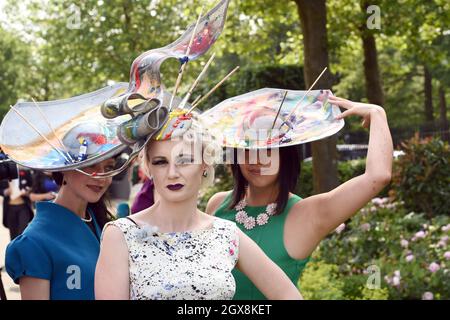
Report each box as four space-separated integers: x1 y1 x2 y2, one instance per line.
52 172 114 228
229 145 302 215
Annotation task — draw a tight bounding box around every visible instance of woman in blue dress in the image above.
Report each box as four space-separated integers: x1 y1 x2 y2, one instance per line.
5 158 116 300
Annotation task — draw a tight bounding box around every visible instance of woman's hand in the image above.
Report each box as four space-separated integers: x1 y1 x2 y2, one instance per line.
44 192 56 200
330 96 386 128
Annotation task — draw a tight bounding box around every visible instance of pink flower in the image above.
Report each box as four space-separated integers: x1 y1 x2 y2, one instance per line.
371 197 389 207
266 203 277 216
428 262 440 273
371 198 383 206
360 223 371 231
256 213 269 226
229 248 235 256
392 276 401 286
442 224 450 232
441 236 449 243
243 217 256 230
415 230 426 238
386 203 396 209
444 252 450 260
335 223 346 234
438 240 447 248
422 292 434 300
400 239 409 248
412 230 426 241
235 211 247 224
384 275 392 285
405 254 414 262
235 200 246 211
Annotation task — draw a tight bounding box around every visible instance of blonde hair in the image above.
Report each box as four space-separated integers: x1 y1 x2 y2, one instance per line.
142 113 221 190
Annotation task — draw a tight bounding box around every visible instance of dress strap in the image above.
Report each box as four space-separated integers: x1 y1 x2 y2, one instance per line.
125 216 139 226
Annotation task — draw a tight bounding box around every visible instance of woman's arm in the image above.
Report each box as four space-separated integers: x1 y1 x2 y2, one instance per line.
19 277 50 300
236 229 302 300
29 192 56 202
285 97 393 259
95 225 130 300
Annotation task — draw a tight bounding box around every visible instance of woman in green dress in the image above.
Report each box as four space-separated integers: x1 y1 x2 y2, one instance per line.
207 96 393 299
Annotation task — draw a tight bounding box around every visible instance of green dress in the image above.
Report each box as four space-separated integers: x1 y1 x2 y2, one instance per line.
215 193 310 300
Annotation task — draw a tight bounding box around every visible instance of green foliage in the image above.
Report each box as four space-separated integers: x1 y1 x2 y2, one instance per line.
299 256 346 300
196 64 305 112
313 199 450 300
393 135 450 217
295 160 314 198
0 27 37 118
299 252 389 300
355 286 389 300
337 159 366 182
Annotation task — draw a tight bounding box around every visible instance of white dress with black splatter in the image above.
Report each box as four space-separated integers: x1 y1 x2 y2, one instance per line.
103 216 239 300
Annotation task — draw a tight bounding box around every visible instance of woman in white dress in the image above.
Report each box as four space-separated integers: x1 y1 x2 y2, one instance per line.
95 114 303 300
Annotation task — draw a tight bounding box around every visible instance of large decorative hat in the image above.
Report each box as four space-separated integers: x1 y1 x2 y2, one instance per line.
201 88 344 149
0 0 231 176
0 83 129 172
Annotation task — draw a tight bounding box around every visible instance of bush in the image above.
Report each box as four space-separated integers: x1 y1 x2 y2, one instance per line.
300 252 389 300
299 256 346 300
311 198 450 300
392 134 450 218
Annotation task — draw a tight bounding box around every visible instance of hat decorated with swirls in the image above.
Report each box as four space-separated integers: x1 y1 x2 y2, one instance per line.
0 0 231 177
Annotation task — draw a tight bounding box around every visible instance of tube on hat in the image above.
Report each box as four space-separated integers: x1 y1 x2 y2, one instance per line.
117 105 169 145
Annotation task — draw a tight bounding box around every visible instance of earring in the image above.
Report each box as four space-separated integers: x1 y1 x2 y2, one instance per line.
202 170 208 178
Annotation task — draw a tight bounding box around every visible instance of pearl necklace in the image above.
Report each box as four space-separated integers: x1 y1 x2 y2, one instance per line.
234 198 277 230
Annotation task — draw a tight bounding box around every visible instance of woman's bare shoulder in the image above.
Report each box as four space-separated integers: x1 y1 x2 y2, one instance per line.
205 191 232 215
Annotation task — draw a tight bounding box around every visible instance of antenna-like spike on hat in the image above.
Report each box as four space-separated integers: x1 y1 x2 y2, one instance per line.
9 105 73 164
31 98 74 163
178 52 216 110
189 65 240 112
169 6 205 112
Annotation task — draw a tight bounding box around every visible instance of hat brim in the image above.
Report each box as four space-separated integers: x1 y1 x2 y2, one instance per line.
201 88 345 149
0 83 131 171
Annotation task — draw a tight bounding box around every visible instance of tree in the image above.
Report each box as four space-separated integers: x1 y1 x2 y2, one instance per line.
293 0 339 193
0 27 37 119
359 0 384 106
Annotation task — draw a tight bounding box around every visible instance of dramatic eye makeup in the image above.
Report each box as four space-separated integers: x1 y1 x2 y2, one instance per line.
151 157 168 165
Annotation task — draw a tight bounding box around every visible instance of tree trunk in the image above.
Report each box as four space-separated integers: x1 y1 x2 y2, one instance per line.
439 85 449 142
360 1 384 106
294 0 339 194
424 66 434 123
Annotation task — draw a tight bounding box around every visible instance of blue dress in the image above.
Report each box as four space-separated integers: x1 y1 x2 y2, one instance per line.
5 201 102 300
